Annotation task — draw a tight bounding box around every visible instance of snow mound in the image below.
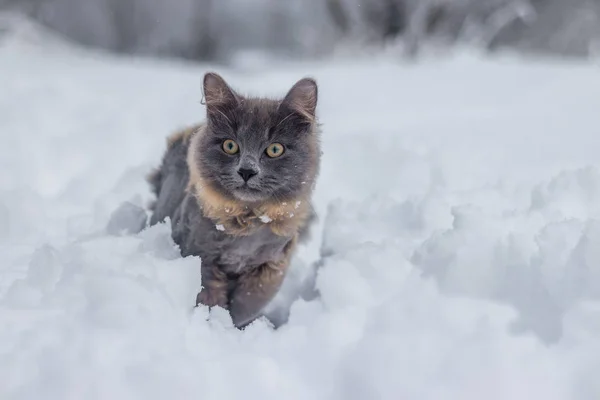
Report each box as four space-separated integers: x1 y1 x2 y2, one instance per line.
318 166 600 345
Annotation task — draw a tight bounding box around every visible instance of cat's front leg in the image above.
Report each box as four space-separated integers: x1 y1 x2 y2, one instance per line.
228 259 290 328
196 262 229 309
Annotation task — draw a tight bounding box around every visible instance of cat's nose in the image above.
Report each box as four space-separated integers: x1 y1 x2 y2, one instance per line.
237 167 258 182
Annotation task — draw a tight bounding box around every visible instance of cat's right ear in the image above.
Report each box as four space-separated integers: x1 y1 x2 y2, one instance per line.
203 72 239 123
280 77 318 122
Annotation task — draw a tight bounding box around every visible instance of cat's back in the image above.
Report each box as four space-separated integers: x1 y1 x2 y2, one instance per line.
146 124 201 226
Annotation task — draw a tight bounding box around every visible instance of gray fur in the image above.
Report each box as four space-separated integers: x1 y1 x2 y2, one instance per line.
148 133 190 226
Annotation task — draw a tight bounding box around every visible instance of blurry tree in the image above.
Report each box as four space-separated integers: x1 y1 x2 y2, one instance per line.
491 0 600 57
185 0 217 60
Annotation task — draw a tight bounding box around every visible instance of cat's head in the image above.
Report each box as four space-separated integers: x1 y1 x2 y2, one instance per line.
192 72 320 204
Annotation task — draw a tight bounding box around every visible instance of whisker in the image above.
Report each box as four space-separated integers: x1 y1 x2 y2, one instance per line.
275 113 294 130
214 109 233 126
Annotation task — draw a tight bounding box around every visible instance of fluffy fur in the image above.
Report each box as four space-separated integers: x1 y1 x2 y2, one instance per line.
147 72 321 328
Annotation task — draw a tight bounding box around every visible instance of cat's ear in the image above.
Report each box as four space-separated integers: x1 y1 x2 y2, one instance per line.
203 72 239 122
280 77 318 122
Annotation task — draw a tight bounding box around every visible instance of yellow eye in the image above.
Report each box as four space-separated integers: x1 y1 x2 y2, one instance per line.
266 143 284 158
222 139 239 154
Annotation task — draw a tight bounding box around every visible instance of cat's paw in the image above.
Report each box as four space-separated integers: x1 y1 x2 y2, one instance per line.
196 288 228 309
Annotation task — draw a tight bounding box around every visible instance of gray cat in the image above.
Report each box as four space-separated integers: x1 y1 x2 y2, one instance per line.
147 72 321 328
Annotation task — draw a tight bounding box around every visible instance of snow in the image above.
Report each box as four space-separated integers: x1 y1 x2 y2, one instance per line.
259 215 273 223
1 36 600 399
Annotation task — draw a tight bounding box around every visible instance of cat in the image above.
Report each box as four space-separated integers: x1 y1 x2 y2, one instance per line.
146 72 321 328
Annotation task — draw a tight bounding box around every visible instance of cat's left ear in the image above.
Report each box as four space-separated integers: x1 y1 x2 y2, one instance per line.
280 77 318 122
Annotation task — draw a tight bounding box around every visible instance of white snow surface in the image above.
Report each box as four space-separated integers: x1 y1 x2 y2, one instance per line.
2 37 600 399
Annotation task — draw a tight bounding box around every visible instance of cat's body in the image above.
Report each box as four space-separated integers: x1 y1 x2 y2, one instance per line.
147 73 320 328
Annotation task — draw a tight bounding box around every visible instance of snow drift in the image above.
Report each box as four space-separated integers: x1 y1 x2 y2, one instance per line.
1 37 600 399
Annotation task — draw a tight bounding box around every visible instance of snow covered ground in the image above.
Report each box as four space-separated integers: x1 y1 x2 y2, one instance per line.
1 33 600 399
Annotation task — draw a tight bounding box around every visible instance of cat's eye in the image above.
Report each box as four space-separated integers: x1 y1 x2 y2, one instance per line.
222 139 239 155
266 143 284 158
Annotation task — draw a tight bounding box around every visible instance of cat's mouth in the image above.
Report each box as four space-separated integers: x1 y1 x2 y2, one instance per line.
232 185 266 203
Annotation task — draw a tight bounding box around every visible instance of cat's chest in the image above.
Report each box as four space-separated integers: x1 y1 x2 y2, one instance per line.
217 226 290 271
189 213 289 272
174 193 294 273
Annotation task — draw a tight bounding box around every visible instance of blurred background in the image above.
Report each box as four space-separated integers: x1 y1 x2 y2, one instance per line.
1 0 599 64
